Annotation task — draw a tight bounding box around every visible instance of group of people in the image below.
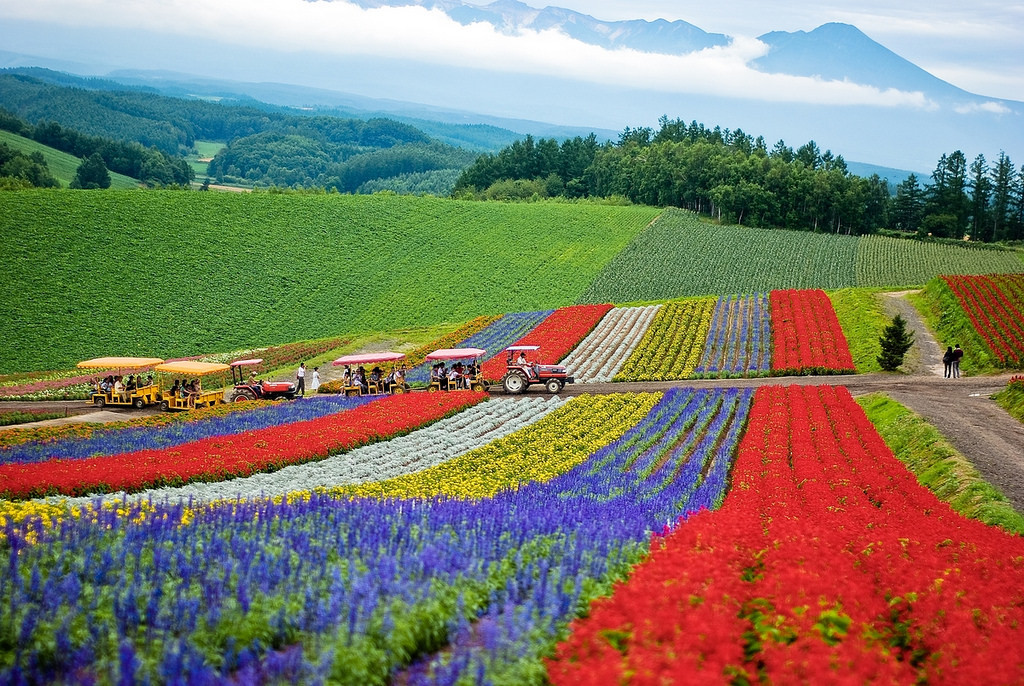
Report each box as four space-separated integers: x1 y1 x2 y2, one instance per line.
942 344 964 379
341 364 408 395
97 374 154 402
168 378 203 407
430 361 479 390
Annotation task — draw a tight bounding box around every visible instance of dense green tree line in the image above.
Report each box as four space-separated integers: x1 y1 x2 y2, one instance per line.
0 141 59 189
455 116 1024 241
891 151 1024 242
0 108 191 186
209 132 476 191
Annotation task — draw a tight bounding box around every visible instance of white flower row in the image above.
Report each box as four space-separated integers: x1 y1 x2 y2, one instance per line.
53 396 565 508
561 305 661 383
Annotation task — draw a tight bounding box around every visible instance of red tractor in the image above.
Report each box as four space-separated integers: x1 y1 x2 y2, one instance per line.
500 345 573 395
228 358 297 402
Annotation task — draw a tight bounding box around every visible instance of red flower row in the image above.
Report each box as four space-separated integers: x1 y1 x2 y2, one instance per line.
0 391 486 499
548 385 1024 684
480 304 613 381
944 274 1024 365
770 289 854 374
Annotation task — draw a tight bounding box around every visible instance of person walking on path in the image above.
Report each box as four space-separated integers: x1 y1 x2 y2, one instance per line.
311 366 321 393
951 344 964 378
296 362 306 397
942 347 954 379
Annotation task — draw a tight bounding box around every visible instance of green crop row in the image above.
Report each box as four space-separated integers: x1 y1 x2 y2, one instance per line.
0 191 657 373
578 209 860 303
855 235 1024 287
578 209 1024 304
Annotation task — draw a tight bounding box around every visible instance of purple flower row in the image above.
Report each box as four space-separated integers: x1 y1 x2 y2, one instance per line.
2 387 752 684
0 395 374 466
695 293 772 375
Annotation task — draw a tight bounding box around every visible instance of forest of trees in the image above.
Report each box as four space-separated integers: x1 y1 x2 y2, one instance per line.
454 116 1024 242
0 141 59 189
0 108 192 186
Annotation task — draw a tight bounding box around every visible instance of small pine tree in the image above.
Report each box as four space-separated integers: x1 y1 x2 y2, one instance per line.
70 152 111 189
878 314 915 371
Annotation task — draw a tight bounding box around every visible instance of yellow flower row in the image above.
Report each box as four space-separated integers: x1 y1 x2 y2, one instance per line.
335 392 661 500
615 298 715 381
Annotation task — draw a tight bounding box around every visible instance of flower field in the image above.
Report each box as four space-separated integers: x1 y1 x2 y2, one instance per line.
770 288 855 375
613 299 715 381
942 274 1024 366
548 386 1024 683
3 378 1024 683
560 305 661 383
0 392 484 499
3 387 757 684
478 304 613 381
694 293 771 376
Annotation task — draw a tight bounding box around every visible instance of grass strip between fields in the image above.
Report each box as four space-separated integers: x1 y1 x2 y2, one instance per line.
857 392 1024 534
907 278 1004 375
993 381 1024 424
828 288 889 373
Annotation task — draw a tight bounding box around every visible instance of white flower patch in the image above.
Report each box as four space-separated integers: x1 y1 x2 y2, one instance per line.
56 396 565 507
561 305 661 383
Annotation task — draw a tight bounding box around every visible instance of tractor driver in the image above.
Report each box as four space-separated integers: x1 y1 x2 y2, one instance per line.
248 370 264 397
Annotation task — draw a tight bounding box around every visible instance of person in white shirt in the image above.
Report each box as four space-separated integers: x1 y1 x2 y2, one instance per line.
296 362 306 396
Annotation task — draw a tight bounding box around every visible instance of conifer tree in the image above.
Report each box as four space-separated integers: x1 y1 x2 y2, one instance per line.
878 314 915 371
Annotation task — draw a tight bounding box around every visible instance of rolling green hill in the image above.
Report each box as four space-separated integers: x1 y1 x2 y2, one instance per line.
0 131 139 189
0 191 657 372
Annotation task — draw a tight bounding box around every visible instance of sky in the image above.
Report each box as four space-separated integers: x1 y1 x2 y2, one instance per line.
1 0 1021 103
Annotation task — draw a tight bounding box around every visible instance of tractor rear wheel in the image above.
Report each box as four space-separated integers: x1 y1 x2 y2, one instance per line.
231 389 257 403
503 373 527 395
545 379 562 394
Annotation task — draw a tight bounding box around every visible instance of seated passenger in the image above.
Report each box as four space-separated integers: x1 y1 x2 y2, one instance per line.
169 379 180 398
114 376 126 401
100 375 113 394
448 367 460 390
341 370 352 388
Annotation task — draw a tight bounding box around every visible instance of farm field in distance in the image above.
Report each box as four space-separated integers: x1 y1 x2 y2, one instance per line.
0 131 139 189
0 191 657 372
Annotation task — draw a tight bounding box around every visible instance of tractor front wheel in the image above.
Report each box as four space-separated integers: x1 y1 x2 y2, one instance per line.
503 373 527 395
545 379 563 394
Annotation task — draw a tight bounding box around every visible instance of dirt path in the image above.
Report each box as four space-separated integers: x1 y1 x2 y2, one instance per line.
886 387 1024 511
880 290 944 376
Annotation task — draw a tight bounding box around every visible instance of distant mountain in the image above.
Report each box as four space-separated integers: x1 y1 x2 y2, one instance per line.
348 0 729 53
754 23 974 102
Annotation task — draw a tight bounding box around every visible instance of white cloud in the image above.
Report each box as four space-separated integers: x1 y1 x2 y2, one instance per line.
0 0 939 108
954 101 1012 115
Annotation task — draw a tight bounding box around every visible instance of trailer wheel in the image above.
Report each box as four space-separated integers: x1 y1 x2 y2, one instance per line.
545 379 562 394
93 396 105 408
133 398 146 409
159 400 169 412
503 373 527 395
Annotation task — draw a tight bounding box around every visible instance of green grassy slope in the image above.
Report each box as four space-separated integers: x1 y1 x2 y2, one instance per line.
0 191 658 372
577 209 859 302
0 131 139 189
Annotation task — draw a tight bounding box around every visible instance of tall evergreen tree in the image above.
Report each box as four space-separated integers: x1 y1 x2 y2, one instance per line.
969 154 991 241
891 173 923 233
989 152 1014 242
878 314 915 372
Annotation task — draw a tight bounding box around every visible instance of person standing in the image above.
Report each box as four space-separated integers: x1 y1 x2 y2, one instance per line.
311 366 321 393
942 346 954 379
296 362 306 397
951 344 964 378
